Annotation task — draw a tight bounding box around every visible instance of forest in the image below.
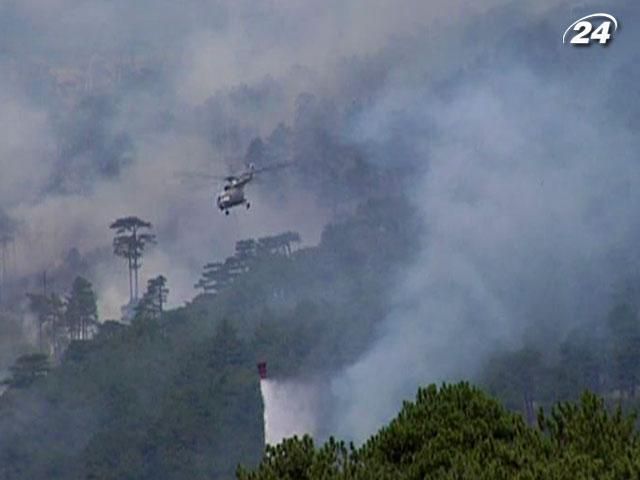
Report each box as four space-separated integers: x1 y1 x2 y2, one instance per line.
0 196 423 479
239 383 640 479
1 1 640 479
0 193 640 479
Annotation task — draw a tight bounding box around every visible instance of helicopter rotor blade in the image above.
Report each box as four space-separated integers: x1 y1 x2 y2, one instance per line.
250 161 295 175
174 171 231 182
175 160 292 188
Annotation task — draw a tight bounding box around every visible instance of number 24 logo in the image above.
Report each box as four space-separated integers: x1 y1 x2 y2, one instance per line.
563 13 619 46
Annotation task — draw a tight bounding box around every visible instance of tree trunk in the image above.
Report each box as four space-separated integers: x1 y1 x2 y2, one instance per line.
38 318 43 352
133 226 139 301
134 258 139 301
127 255 133 303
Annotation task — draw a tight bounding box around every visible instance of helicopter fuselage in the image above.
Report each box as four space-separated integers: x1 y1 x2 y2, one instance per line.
216 185 246 211
216 173 253 213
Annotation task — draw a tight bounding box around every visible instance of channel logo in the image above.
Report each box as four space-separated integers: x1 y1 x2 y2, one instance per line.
563 13 618 45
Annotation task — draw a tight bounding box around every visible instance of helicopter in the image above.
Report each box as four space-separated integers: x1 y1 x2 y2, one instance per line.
216 162 293 215
176 161 292 215
214 164 258 214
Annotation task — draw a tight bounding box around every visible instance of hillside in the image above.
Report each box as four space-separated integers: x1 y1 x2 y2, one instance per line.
0 196 421 480
2 193 640 479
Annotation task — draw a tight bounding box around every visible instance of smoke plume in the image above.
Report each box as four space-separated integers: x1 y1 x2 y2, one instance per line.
2 0 640 446
329 1 640 441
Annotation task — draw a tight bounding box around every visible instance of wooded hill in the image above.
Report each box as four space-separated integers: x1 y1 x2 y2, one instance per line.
2 193 640 479
0 196 421 479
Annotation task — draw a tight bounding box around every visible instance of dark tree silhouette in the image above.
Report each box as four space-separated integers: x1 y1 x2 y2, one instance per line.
195 261 238 294
0 210 17 305
26 293 49 352
257 231 301 256
110 216 156 302
195 233 301 296
65 276 98 340
2 353 50 389
26 292 67 358
148 275 169 315
277 231 301 256
235 239 258 266
137 275 169 319
47 293 67 359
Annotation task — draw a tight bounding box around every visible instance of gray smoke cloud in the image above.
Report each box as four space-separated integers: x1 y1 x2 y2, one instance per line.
329 1 640 441
1 0 492 352
0 0 532 319
2 0 639 444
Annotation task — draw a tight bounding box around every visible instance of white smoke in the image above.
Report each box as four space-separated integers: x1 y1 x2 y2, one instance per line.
260 379 320 445
329 4 640 442
0 0 570 323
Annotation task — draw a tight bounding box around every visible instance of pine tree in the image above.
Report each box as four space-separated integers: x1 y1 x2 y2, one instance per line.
2 353 50 389
195 261 237 294
110 216 156 303
137 275 169 320
65 276 98 341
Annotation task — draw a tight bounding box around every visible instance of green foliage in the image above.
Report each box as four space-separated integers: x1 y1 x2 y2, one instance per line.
80 320 262 480
110 217 156 266
66 276 98 340
26 276 98 357
538 392 639 477
356 383 538 479
2 353 50 388
195 232 302 295
12 194 636 479
237 436 355 480
479 299 640 417
195 260 237 294
136 274 169 320
0 196 422 479
240 383 640 480
110 216 156 301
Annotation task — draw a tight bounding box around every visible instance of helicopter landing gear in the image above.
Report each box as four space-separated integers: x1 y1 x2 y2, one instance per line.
246 202 251 210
